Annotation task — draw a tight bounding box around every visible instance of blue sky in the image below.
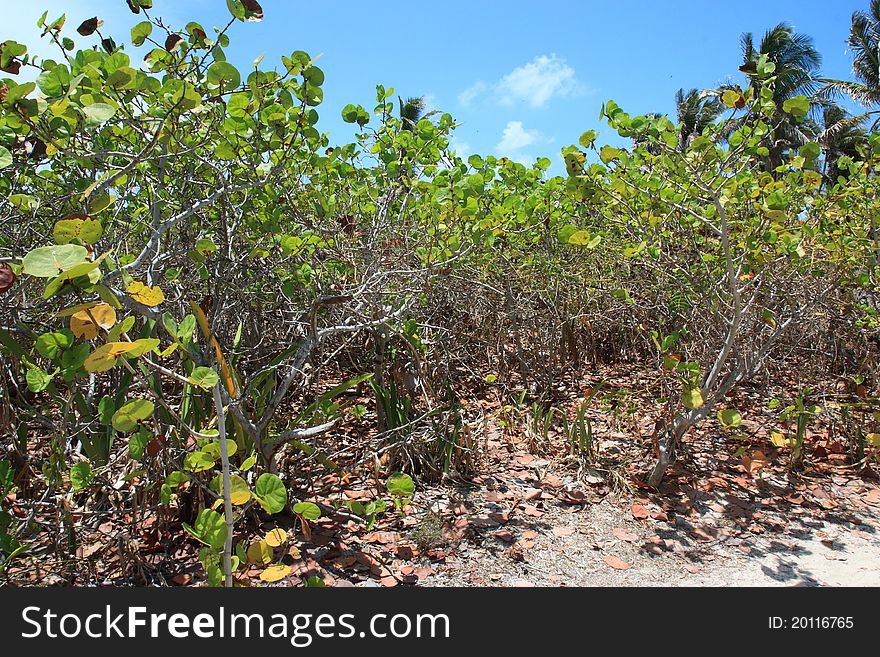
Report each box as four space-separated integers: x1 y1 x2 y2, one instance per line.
4 1 871 171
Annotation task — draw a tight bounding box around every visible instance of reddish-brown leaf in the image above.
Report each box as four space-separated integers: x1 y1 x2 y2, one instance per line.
631 504 650 519
165 34 184 52
77 17 101 36
0 263 16 294
0 59 21 75
604 555 631 570
612 528 639 542
241 0 265 19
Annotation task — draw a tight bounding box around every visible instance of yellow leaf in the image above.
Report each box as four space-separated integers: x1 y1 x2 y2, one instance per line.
867 433 880 447
83 341 140 372
70 303 116 340
681 386 704 410
159 343 179 357
770 432 788 448
127 280 165 306
259 564 291 582
247 540 273 565
264 528 287 548
189 300 237 398
230 489 251 505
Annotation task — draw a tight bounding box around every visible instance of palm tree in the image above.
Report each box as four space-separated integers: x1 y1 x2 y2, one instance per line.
820 2 880 128
675 88 724 149
818 105 868 184
398 96 426 132
738 23 823 168
847 0 880 105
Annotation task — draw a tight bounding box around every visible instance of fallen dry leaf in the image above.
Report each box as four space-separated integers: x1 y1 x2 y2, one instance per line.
631 504 650 519
604 555 631 570
743 450 768 474
612 528 639 542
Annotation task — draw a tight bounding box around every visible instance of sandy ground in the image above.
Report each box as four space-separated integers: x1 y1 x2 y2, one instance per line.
414 456 880 587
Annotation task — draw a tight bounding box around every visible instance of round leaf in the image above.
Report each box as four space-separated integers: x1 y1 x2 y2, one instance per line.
259 564 291 583
21 245 88 277
70 303 116 340
292 501 321 521
717 409 742 429
386 472 415 497
264 528 287 547
247 540 273 565
111 398 154 432
70 462 94 491
188 366 219 390
0 263 15 294
186 509 227 550
681 386 704 410
127 281 165 306
207 61 241 89
254 473 287 514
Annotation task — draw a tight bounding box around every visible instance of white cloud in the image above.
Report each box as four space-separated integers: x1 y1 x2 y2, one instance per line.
458 81 488 108
459 54 584 109
449 136 471 158
495 121 544 162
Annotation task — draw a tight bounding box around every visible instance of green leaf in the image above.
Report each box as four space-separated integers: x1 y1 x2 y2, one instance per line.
0 146 12 169
89 194 117 214
207 61 241 89
183 451 216 472
599 145 622 164
226 0 246 20
21 245 88 277
82 103 117 127
765 190 788 211
129 427 149 460
254 473 287 514
717 408 742 429
160 471 189 504
70 462 93 491
681 386 704 410
0 460 13 491
26 366 54 392
111 398 155 432
567 230 602 248
799 142 820 165
210 473 252 505
293 501 321 520
131 20 152 46
53 216 103 245
578 130 598 149
386 472 415 497
781 96 810 123
188 366 219 390
184 509 227 550
203 439 238 461
35 330 73 359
